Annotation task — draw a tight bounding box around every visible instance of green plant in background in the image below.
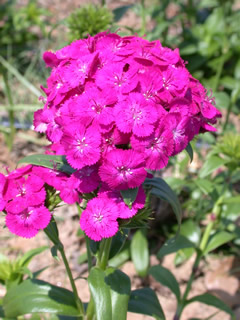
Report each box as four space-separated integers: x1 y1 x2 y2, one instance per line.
0 246 47 290
66 4 113 41
0 0 50 63
118 0 240 131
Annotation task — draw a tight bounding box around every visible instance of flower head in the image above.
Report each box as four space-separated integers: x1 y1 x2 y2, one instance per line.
80 197 119 241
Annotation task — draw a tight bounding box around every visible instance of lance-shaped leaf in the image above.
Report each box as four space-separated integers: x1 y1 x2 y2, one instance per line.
185 143 193 163
130 230 149 277
203 231 236 255
199 156 227 178
120 187 139 208
19 246 48 267
144 177 182 227
88 267 112 320
105 267 131 320
158 235 195 259
3 279 80 317
18 154 75 174
149 265 181 302
186 293 235 319
109 229 129 259
128 288 165 320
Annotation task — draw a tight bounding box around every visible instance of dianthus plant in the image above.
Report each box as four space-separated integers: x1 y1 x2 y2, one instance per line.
0 32 221 320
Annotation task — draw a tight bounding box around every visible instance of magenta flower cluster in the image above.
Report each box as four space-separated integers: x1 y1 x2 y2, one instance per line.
1 32 221 240
0 166 51 238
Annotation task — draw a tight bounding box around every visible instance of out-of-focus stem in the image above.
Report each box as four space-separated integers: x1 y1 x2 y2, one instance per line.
2 72 15 150
174 199 223 320
59 245 85 316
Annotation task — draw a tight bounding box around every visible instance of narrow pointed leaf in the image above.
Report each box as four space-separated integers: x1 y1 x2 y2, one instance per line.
3 279 80 317
19 246 48 267
0 55 42 97
199 156 227 178
149 265 181 302
105 267 131 320
204 231 236 255
144 178 182 227
120 188 139 208
130 230 149 277
128 288 165 320
18 154 75 174
187 293 235 319
185 143 193 163
109 229 129 259
157 235 195 259
88 267 112 320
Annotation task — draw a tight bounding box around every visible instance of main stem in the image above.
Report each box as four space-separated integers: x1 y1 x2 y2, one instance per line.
97 237 112 270
59 245 85 316
3 72 15 150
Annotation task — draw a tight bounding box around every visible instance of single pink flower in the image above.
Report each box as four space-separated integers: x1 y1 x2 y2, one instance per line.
80 197 119 241
61 124 101 169
6 205 51 239
99 149 147 190
114 92 158 137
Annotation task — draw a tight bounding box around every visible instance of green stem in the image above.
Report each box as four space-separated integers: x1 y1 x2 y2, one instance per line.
59 246 85 316
199 201 222 252
174 251 202 320
86 297 95 320
97 238 112 270
223 86 240 132
76 203 92 271
174 200 223 320
2 72 15 150
85 235 93 271
212 54 225 93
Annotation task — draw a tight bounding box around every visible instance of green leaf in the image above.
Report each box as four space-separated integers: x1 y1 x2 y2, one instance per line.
204 231 236 255
214 92 230 110
109 243 130 268
0 55 42 97
18 154 75 174
19 246 48 267
220 76 238 90
187 293 235 319
157 235 195 259
51 245 60 261
194 179 215 195
120 188 139 209
149 265 181 302
130 230 149 277
144 177 182 227
0 305 5 318
113 5 133 22
3 279 80 317
199 156 228 178
109 229 129 259
180 220 201 246
105 267 131 320
128 288 165 320
44 217 60 246
185 143 193 163
234 59 240 80
88 267 112 320
222 196 240 204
